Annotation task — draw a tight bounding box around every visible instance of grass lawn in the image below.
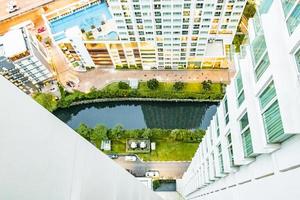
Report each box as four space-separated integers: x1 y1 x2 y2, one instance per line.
106 138 199 161
137 140 199 161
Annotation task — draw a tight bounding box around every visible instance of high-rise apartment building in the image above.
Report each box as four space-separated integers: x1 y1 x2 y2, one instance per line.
108 0 247 69
177 0 300 199
44 0 246 70
0 21 53 93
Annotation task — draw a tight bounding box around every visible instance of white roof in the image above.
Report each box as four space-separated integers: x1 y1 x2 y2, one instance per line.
2 29 27 58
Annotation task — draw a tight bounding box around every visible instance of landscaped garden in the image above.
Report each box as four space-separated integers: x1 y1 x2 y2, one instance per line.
75 123 205 161
33 79 225 112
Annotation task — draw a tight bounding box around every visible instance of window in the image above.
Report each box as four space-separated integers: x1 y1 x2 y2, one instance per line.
286 3 300 35
224 97 229 125
295 47 300 72
240 112 254 157
255 52 270 81
281 0 297 16
216 115 220 137
259 82 289 143
227 133 235 167
251 34 267 65
217 144 224 173
211 153 216 177
235 72 244 106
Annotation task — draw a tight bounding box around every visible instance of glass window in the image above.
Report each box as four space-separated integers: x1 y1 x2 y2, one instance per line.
218 144 224 173
224 97 229 125
259 82 276 109
251 34 267 65
239 112 254 157
235 72 244 106
216 115 220 137
227 133 235 167
240 112 249 131
262 101 285 143
259 82 289 143
295 47 300 72
241 128 253 157
287 3 300 35
255 52 270 81
281 0 297 16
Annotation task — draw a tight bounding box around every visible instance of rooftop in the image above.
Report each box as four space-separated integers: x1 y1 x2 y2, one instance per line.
48 1 113 41
2 29 27 58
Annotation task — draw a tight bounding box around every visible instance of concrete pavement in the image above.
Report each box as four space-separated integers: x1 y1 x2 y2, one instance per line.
57 66 232 92
113 156 190 179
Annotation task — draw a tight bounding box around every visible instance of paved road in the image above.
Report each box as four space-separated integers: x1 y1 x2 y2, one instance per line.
113 156 190 179
0 0 54 21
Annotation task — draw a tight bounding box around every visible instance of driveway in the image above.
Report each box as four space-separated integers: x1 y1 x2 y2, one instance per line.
113 156 190 179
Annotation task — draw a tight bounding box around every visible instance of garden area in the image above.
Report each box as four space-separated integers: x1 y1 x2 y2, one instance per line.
75 123 205 161
33 79 225 112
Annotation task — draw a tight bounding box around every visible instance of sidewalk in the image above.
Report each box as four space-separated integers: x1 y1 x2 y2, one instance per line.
59 68 232 92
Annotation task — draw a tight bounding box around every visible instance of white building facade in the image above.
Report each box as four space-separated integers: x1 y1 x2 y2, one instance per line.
0 21 53 92
0 75 162 200
108 0 247 69
44 0 246 70
177 0 300 199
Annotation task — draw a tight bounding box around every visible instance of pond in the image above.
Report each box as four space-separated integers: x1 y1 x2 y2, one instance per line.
54 101 218 130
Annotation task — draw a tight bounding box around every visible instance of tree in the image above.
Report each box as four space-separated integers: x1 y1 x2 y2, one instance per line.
142 129 152 139
170 129 179 141
173 81 185 91
147 79 159 90
33 92 58 112
202 80 212 91
118 81 130 90
91 124 108 148
76 123 92 140
110 124 124 139
127 130 140 139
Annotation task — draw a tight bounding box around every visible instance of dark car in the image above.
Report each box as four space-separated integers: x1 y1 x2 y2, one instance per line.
108 154 118 159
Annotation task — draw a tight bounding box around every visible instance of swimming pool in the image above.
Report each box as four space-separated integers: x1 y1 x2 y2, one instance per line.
49 2 112 38
97 31 118 40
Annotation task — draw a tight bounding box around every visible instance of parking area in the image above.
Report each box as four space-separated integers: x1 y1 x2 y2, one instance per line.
112 155 190 179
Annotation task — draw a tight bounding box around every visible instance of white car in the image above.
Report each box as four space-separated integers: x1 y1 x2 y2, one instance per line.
7 1 19 13
145 170 160 178
124 156 137 162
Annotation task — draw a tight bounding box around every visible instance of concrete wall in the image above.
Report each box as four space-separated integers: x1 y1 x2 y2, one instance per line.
0 76 161 200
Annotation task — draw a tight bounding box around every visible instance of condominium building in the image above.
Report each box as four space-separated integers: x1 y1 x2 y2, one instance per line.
108 0 247 69
44 0 246 70
0 56 37 94
177 0 300 199
0 21 53 93
0 74 162 200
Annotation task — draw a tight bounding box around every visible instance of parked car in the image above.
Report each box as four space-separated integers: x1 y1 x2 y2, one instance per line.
124 155 137 162
108 154 118 159
145 170 160 178
7 1 19 13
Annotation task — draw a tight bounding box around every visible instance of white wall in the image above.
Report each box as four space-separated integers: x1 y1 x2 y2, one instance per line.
0 76 161 200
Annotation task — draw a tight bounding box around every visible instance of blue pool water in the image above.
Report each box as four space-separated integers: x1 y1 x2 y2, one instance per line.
49 2 112 36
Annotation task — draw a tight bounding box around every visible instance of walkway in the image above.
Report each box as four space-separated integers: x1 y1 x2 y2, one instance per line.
58 66 232 92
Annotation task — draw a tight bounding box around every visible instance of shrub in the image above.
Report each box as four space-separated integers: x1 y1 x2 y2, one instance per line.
153 180 161 190
147 79 159 90
173 81 185 91
202 80 212 91
118 81 130 90
33 92 58 112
